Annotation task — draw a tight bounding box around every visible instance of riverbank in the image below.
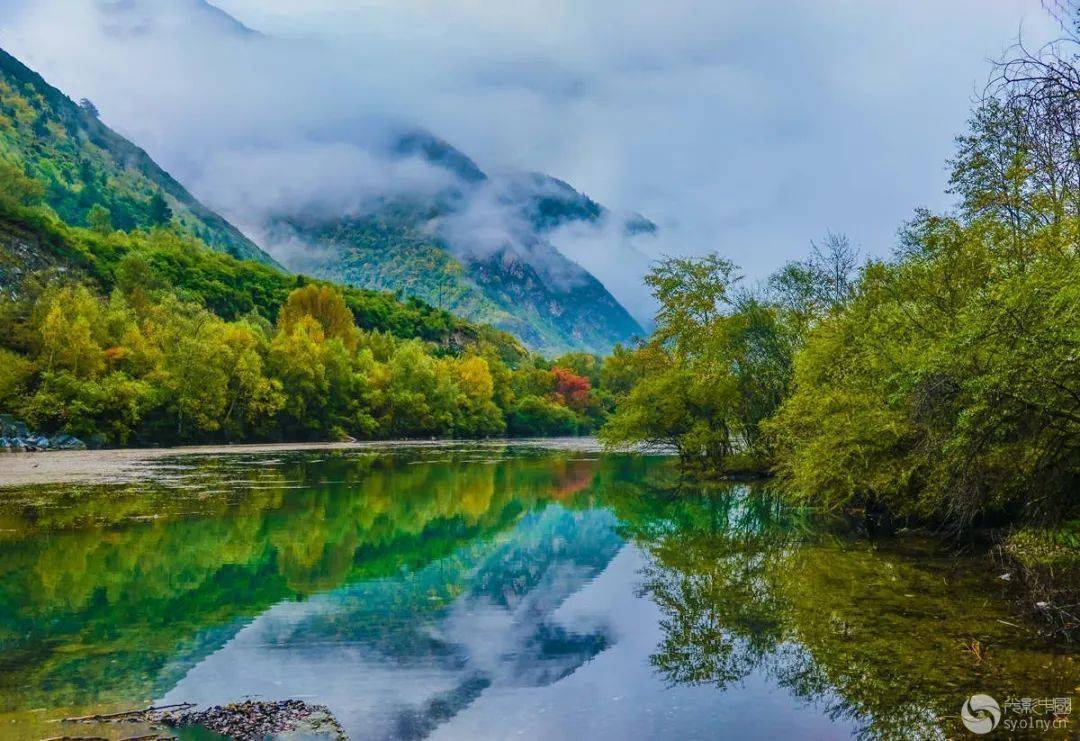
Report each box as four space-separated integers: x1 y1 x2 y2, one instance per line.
0 437 607 488
999 526 1080 639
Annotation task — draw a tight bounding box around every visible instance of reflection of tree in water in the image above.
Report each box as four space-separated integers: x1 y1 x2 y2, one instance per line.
265 504 622 737
627 483 1079 740
634 488 799 689
153 502 623 741
0 449 644 713
0 447 650 733
4 450 1075 740
376 506 619 738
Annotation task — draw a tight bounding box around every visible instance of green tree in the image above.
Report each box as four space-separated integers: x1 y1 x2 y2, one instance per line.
278 284 358 351
269 314 354 438
87 204 113 234
602 255 792 470
0 158 44 213
508 395 582 436
147 190 173 226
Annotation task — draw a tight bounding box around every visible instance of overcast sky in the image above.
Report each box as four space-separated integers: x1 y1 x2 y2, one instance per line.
0 0 1060 317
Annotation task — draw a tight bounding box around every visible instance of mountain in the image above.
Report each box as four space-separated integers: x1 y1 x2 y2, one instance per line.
0 46 275 265
0 48 526 357
95 0 260 39
269 131 647 355
0 2 649 355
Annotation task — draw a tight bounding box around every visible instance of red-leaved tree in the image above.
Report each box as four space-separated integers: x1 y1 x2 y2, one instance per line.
551 366 591 412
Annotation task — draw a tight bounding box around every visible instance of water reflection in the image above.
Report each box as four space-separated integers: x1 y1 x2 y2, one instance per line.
619 487 1079 739
0 446 1075 740
162 504 622 739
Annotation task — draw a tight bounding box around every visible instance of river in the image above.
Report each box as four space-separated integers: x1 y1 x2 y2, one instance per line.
0 443 1075 739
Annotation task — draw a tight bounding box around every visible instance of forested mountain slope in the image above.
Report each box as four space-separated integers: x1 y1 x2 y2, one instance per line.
0 46 275 265
272 131 647 355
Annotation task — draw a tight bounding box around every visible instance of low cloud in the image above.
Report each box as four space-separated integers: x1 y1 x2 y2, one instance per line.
548 215 659 327
194 143 459 227
431 177 594 293
0 0 1060 322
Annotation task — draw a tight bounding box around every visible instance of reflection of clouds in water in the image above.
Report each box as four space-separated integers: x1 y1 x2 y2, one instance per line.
161 505 624 739
160 501 857 740
436 562 611 688
433 547 857 741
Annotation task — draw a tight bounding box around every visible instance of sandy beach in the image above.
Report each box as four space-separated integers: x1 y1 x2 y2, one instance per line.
0 437 606 488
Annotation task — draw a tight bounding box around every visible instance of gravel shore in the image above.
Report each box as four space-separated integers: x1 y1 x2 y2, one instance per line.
0 437 605 488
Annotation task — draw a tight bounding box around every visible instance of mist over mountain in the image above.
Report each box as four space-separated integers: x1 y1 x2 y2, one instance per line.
0 0 1053 336
0 44 275 265
0 0 657 350
95 0 259 38
250 130 646 354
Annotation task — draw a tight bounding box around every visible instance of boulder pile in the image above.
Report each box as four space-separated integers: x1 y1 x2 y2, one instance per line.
0 415 85 452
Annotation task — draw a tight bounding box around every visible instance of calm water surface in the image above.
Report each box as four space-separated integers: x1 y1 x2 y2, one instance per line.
0 444 1076 739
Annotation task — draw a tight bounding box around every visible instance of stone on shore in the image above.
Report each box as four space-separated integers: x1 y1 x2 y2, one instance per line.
147 699 347 740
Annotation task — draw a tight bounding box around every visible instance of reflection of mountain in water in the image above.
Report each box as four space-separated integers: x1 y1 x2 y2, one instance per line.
162 504 623 739
0 449 636 713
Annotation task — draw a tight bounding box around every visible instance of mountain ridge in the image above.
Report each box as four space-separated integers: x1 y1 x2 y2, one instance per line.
271 130 647 355
0 45 276 266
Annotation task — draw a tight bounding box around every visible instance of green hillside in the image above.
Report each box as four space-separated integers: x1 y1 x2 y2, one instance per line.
0 198 617 445
0 207 504 349
0 47 275 265
275 134 646 356
283 207 644 356
0 43 644 356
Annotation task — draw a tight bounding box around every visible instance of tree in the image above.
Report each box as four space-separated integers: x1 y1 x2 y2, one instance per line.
553 352 602 386
767 207 1080 528
508 395 581 436
0 349 32 408
453 355 505 436
78 98 100 118
551 366 591 413
646 254 740 356
269 314 355 439
0 159 44 213
88 204 113 234
600 343 645 398
768 232 859 324
33 286 106 378
278 284 358 351
148 190 173 226
216 322 284 438
158 315 232 439
601 359 727 462
601 254 786 470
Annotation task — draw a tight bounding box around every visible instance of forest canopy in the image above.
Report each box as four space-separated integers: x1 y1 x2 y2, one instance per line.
0 163 615 445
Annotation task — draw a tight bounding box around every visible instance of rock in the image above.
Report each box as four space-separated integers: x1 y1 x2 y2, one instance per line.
49 434 87 450
145 700 347 741
0 417 86 452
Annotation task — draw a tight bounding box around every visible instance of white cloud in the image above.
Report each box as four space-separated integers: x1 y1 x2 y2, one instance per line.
195 143 459 226
0 0 1059 322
